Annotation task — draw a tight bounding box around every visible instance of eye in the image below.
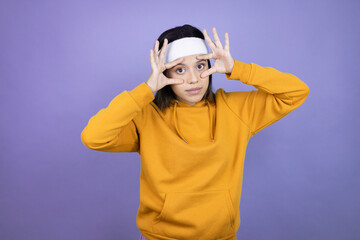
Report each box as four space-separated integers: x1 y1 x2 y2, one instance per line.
175 67 185 74
197 64 205 70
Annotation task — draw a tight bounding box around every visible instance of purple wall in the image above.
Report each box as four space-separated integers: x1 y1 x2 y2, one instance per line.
1 0 359 239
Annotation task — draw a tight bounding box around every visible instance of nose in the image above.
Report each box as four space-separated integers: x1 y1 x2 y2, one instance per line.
186 68 200 84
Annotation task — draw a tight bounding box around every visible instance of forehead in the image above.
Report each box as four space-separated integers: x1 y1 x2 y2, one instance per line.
174 54 206 66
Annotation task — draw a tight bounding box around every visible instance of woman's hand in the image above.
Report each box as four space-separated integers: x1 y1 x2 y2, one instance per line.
146 38 185 93
196 27 235 78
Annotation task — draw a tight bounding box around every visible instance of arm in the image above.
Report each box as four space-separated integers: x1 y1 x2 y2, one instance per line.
80 82 155 152
222 59 310 136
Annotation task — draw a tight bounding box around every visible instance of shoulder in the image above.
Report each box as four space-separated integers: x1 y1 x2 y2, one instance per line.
216 88 252 103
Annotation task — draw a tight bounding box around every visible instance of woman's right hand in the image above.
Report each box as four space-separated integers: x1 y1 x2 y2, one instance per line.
146 38 185 93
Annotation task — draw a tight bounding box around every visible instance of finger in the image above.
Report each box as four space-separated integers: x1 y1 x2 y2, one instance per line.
201 67 217 78
154 40 160 64
154 40 159 55
212 27 223 49
165 57 184 69
150 49 156 70
196 53 213 60
203 28 216 51
166 78 184 85
159 38 168 65
224 32 230 52
154 40 159 52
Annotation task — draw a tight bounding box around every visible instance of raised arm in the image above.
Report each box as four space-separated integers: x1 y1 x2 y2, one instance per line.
81 36 188 152
222 59 310 136
81 82 155 152
196 27 310 136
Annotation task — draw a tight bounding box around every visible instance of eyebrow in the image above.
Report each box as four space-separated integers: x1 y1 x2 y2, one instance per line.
174 59 207 67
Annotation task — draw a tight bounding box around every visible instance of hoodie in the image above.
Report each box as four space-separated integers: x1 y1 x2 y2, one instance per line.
81 59 310 240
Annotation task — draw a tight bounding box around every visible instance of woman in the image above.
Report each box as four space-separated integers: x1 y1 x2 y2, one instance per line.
81 24 310 240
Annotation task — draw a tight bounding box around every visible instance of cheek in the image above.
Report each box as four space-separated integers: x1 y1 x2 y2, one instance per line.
171 84 188 97
203 79 209 88
170 84 181 94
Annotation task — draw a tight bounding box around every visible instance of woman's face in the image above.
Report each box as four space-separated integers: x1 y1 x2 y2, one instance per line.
166 54 210 106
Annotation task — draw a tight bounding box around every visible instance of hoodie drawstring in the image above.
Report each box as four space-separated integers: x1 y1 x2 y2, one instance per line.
206 100 214 141
173 100 188 143
173 100 214 144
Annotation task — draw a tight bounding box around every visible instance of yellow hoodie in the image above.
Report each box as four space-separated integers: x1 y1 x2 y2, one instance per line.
81 59 310 240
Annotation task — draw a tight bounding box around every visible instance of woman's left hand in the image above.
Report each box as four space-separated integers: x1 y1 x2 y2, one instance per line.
196 27 235 78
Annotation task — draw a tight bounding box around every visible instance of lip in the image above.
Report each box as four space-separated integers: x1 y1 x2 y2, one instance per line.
186 87 202 95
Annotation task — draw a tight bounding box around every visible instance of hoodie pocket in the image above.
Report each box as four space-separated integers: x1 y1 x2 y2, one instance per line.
152 189 235 239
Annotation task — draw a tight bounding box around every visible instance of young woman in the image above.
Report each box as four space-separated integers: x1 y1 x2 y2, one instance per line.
81 24 310 240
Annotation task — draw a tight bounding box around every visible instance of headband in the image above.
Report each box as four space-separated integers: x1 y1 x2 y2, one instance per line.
158 37 210 64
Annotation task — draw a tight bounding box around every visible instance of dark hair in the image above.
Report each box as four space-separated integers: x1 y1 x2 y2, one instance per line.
152 24 216 111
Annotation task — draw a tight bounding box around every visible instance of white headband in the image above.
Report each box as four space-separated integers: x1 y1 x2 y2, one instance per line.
158 37 209 64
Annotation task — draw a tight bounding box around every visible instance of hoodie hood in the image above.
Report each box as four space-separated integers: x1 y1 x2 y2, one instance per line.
170 98 215 144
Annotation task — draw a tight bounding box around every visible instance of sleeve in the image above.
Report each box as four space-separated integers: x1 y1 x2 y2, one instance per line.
222 59 310 136
80 82 155 152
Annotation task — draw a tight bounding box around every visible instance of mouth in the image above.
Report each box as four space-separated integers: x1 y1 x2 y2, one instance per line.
186 87 202 95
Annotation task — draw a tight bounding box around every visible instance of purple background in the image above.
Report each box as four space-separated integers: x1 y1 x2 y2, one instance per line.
1 0 359 239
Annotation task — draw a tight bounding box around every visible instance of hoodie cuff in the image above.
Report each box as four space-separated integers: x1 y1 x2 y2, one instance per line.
128 82 155 109
225 59 253 84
